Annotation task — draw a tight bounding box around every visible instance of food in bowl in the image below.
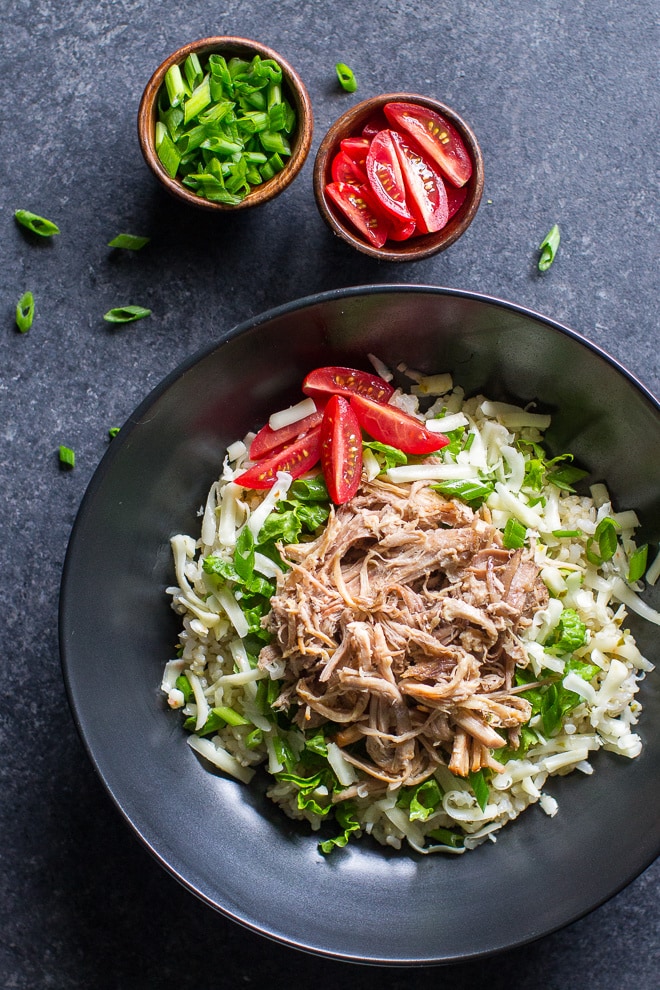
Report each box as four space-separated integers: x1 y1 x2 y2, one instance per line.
154 51 297 205
162 359 657 855
326 102 473 247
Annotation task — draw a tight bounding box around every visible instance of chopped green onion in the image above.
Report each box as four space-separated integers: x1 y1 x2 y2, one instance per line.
154 52 296 204
14 209 60 237
108 427 120 439
108 233 150 250
468 769 490 811
15 291 35 333
502 517 527 549
538 223 560 271
58 445 75 468
552 529 583 538
586 516 619 565
103 305 151 324
627 544 648 583
164 63 186 107
335 62 358 92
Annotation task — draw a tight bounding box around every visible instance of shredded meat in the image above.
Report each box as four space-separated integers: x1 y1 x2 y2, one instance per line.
259 478 548 788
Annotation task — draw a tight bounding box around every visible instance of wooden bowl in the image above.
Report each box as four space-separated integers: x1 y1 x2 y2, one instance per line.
137 37 313 210
313 93 484 260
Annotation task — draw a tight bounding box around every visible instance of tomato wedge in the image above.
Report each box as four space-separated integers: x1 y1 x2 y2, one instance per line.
366 129 413 222
249 409 323 460
361 111 389 139
321 395 363 504
384 102 472 188
325 181 390 248
340 137 370 180
331 150 364 184
390 131 448 234
350 394 449 454
234 427 322 489
445 181 468 219
302 366 395 404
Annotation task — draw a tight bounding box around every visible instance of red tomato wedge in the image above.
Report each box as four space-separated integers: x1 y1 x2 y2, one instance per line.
303 366 395 404
384 102 473 188
340 137 370 180
390 131 448 234
331 150 365 185
249 409 323 460
366 129 413 221
350 394 449 455
361 111 389 139
325 181 390 248
387 216 416 240
445 180 469 219
234 427 322 489
321 395 363 504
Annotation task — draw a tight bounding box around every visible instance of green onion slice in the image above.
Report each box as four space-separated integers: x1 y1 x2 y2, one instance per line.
16 291 35 332
103 305 151 324
108 233 150 250
335 62 358 92
59 445 75 468
108 427 120 439
15 209 60 237
627 544 648 583
502 517 527 549
538 223 560 271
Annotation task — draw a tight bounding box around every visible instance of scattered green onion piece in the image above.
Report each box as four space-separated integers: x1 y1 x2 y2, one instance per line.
627 544 648 583
15 291 35 333
335 62 358 92
103 305 151 324
108 427 120 439
552 529 583 538
468 769 490 811
538 223 560 271
107 233 150 250
59 445 75 468
165 63 186 107
14 209 60 237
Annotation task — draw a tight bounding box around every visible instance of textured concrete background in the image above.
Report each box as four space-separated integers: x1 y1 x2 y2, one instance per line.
1 0 658 987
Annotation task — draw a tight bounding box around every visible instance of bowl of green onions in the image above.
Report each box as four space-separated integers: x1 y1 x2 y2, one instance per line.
138 37 313 210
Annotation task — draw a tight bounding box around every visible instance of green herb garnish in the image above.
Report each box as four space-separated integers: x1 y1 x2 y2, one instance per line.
103 305 151 324
538 223 560 271
335 62 358 92
15 291 35 333
108 233 150 250
14 209 60 237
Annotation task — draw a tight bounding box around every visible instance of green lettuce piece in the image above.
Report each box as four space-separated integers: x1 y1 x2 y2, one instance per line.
362 440 408 473
319 802 360 854
545 608 588 653
397 779 443 822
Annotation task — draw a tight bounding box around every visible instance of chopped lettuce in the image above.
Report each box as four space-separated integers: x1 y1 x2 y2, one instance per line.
318 801 360 854
397 779 443 822
362 440 407 472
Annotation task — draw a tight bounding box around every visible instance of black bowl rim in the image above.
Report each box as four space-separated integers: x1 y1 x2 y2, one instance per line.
59 283 660 964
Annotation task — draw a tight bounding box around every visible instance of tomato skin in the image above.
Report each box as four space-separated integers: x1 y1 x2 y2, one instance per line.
365 129 413 222
321 395 363 504
390 131 448 234
249 409 323 460
386 216 416 241
384 102 473 188
325 181 390 248
349 394 449 455
302 366 395 404
361 111 389 139
234 427 322 489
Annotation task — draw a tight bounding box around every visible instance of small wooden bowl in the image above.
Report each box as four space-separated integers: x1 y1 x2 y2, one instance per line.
313 93 484 261
138 37 313 210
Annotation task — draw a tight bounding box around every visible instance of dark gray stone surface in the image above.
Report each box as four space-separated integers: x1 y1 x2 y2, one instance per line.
1 1 658 986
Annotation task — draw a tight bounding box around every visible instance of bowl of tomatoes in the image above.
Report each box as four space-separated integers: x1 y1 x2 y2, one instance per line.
313 93 484 260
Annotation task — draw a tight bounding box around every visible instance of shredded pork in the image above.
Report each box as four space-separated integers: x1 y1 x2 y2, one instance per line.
259 478 549 791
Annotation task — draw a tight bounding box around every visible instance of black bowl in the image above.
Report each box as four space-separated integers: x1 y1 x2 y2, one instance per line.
59 285 660 964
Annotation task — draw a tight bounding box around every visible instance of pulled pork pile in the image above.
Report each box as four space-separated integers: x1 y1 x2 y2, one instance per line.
259 478 548 792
